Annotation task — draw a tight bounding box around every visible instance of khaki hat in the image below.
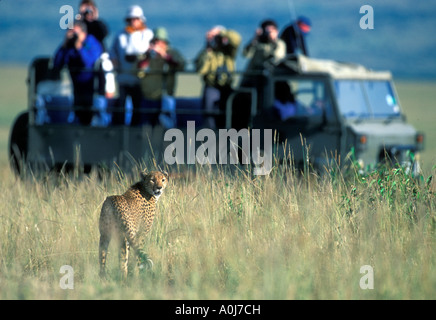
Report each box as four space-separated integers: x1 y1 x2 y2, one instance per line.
153 27 169 43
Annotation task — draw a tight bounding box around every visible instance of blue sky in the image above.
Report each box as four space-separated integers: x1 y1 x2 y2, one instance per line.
1 0 435 78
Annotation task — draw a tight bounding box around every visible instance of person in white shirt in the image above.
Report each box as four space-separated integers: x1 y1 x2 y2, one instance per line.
110 5 153 125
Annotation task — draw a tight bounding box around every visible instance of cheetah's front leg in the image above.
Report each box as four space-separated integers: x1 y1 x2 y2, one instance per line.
137 251 154 270
127 235 154 271
120 236 130 278
99 233 111 278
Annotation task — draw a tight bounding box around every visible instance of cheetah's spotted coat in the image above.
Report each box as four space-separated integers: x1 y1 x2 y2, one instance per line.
98 171 168 277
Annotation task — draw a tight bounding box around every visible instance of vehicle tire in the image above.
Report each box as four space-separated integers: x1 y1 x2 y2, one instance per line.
9 111 29 176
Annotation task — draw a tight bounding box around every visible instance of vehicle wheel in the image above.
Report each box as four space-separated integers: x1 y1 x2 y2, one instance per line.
9 111 29 176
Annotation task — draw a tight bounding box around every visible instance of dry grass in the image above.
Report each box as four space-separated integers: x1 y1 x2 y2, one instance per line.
0 67 435 299
0 159 434 300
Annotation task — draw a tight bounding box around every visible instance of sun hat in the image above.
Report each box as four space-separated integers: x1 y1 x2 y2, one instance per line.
153 27 169 43
125 5 146 21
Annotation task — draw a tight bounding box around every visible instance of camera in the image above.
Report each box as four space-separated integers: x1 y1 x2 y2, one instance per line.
82 8 93 19
125 54 138 63
258 29 271 43
66 32 79 48
207 34 223 50
148 49 158 59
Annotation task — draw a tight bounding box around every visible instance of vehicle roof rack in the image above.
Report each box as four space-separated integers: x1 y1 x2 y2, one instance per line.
278 54 392 80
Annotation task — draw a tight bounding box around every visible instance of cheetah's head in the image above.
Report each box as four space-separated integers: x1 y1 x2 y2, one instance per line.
141 171 169 199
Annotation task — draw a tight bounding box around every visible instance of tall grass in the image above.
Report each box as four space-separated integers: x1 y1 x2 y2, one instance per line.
1 67 434 300
0 157 434 300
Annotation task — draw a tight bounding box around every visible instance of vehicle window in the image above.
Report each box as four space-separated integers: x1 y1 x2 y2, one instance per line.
334 80 370 118
273 79 333 121
363 80 400 117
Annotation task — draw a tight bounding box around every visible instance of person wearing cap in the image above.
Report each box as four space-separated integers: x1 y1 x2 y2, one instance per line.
137 27 185 128
195 26 241 129
110 5 154 125
280 16 311 56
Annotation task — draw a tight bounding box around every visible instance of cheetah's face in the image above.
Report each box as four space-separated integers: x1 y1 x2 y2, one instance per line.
142 171 168 199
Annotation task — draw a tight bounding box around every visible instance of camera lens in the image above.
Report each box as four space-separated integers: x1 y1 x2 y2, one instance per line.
66 33 79 48
125 54 137 63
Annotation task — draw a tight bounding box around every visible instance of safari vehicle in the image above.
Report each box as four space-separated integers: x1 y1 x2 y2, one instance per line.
234 55 425 174
9 55 424 175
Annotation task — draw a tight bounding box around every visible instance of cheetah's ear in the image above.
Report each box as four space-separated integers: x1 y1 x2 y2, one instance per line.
162 171 169 180
140 170 148 180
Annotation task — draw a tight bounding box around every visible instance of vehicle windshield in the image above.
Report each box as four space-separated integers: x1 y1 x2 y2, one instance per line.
334 80 401 119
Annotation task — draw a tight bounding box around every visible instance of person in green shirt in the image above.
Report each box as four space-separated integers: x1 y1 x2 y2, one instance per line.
138 27 185 128
240 19 286 109
242 19 286 76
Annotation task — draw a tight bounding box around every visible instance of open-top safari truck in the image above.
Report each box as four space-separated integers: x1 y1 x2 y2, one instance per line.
9 54 424 176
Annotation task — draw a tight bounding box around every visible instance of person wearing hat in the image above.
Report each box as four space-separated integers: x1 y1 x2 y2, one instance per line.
110 5 154 125
280 16 311 56
137 27 185 128
195 25 241 129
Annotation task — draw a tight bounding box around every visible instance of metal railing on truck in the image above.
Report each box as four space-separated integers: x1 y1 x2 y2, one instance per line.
27 56 264 129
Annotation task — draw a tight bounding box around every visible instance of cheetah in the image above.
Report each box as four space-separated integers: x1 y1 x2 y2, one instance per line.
99 170 168 278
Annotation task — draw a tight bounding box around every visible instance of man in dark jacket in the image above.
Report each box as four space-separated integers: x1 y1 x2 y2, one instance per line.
54 20 103 124
77 0 108 49
280 16 311 56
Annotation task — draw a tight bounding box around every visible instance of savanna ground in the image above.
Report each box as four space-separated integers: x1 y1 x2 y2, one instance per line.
0 65 435 299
